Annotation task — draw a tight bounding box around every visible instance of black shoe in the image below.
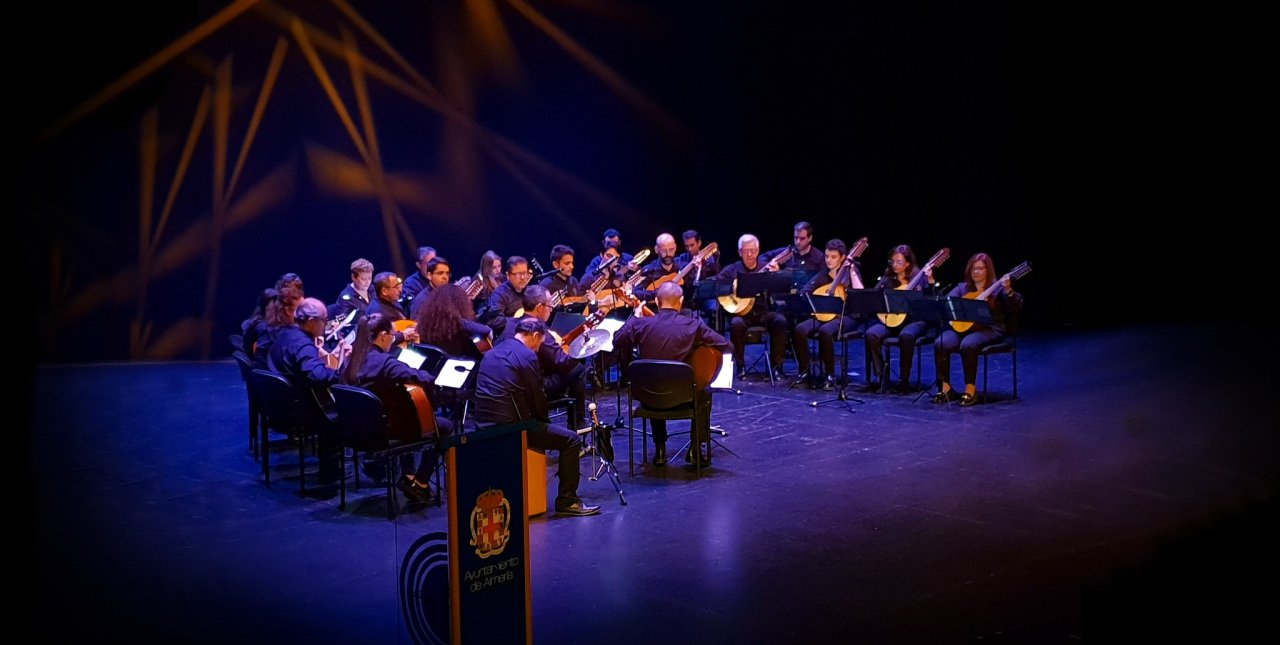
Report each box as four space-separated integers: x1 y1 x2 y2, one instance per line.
858 380 881 393
735 367 748 380
396 475 431 504
556 501 602 516
685 447 712 466
931 389 954 404
958 393 979 407
653 444 667 466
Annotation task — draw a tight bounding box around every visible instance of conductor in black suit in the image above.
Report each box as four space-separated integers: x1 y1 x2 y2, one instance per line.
612 282 733 466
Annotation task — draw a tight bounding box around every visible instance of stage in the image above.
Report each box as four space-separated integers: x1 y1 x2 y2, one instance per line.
26 320 1279 643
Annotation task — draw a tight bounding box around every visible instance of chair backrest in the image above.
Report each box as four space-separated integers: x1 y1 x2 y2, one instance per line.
229 333 245 354
330 384 392 446
232 350 254 383
629 359 696 410
250 368 308 434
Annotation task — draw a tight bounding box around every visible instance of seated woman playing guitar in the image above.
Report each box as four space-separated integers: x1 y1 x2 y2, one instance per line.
861 244 941 393
931 252 1025 407
415 283 494 360
341 313 456 504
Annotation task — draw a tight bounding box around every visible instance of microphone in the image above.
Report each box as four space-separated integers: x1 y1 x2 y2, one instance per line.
589 401 602 428
535 268 560 280
593 254 619 276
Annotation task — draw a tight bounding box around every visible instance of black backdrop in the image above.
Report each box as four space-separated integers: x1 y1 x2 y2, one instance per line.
20 1 1264 365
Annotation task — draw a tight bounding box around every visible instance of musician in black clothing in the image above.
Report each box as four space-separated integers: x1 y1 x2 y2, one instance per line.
366 272 418 350
792 239 866 390
251 285 301 369
678 229 722 325
409 257 454 318
487 256 535 323
583 228 635 278
415 283 493 360
762 221 825 273
539 244 588 311
628 233 682 307
862 244 937 393
473 317 601 517
931 252 1024 407
715 234 790 378
613 282 733 466
267 297 345 483
400 246 437 314
341 312 454 503
328 257 374 326
499 285 588 430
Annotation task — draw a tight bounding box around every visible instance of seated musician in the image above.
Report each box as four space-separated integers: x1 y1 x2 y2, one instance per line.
415 283 493 360
714 234 790 379
583 227 635 278
613 281 733 466
627 233 682 311
250 285 301 369
792 239 865 390
473 317 600 517
407 257 454 318
931 252 1023 407
399 246 437 316
678 229 722 324
266 297 346 483
485 255 535 336
498 285 589 430
539 244 590 312
329 258 374 324
762 221 825 273
861 244 937 393
365 272 418 353
340 312 455 504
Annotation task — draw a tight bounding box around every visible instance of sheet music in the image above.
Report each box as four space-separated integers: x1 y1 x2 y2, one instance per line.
397 346 427 370
436 358 476 389
710 352 734 390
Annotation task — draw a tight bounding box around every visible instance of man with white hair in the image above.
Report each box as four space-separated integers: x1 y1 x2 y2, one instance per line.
714 234 790 379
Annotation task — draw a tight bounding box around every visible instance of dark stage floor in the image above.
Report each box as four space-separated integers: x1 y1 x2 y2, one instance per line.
26 320 1280 643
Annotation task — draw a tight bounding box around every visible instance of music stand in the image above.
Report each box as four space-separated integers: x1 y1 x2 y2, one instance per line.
906 296 992 403
805 293 864 411
695 279 733 331
736 271 794 299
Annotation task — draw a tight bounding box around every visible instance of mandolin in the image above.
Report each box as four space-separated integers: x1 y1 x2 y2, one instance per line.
878 247 950 328
651 242 719 289
949 261 1031 333
718 247 792 316
812 237 868 323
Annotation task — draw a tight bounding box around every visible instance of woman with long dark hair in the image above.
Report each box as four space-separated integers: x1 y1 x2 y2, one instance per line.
415 283 494 359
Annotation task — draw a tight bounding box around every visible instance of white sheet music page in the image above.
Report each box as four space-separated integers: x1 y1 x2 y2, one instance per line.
596 317 626 352
710 352 734 390
436 358 476 389
397 346 427 370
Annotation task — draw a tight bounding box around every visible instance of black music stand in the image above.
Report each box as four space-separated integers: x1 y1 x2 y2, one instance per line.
736 271 794 300
805 293 864 411
905 296 992 402
547 311 587 337
692 279 730 330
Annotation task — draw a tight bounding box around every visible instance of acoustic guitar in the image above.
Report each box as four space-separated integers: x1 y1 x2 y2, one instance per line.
651 242 719 289
949 261 1032 333
812 237 868 323
878 247 950 328
690 345 724 391
718 247 792 316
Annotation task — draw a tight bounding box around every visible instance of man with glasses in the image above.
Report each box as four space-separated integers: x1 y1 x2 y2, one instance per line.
366 272 418 352
486 256 536 335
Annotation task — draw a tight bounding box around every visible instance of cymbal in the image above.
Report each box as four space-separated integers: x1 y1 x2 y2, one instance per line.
567 329 610 359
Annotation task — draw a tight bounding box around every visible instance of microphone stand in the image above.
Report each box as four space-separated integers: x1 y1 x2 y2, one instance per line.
809 271 864 412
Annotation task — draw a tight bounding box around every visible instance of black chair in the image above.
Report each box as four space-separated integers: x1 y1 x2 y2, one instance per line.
229 332 245 354
977 319 1019 403
249 368 332 492
232 350 261 460
873 327 936 393
330 384 438 519
626 359 709 478
740 325 776 385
